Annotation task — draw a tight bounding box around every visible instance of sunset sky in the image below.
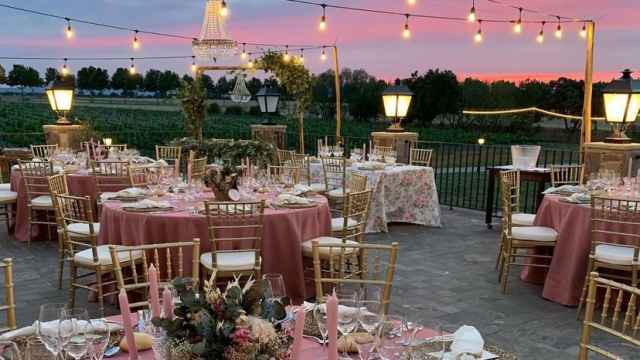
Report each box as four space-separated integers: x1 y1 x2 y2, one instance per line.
0 0 636 83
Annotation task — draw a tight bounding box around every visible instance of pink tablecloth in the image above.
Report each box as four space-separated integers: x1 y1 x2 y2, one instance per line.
10 170 99 242
98 195 332 304
520 195 592 306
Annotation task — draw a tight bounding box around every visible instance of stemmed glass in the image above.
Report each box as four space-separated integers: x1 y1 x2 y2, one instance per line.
86 319 110 360
263 273 290 324
313 304 329 347
36 303 66 359
59 308 91 360
336 289 359 360
0 341 21 360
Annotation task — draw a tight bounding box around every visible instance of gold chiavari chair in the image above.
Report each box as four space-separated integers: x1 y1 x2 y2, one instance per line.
409 148 433 167
293 154 325 192
577 196 640 318
578 272 640 360
30 144 58 159
550 164 585 187
48 174 70 289
91 160 131 206
0 156 12 191
109 240 200 311
498 176 558 293
104 144 128 152
56 193 140 316
322 157 347 198
311 241 399 314
200 200 266 281
276 149 295 166
350 172 368 193
0 157 15 234
327 189 373 239
267 165 300 186
188 151 208 183
156 145 182 174
500 170 535 226
128 165 153 188
0 258 16 333
18 160 57 246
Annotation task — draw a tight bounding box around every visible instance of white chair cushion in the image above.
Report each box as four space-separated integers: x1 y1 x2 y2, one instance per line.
512 213 536 226
0 191 17 202
310 183 325 192
594 244 637 266
0 184 11 191
68 222 101 236
327 188 349 198
74 245 142 267
200 252 259 272
331 217 359 232
511 226 558 242
301 236 359 257
30 195 53 207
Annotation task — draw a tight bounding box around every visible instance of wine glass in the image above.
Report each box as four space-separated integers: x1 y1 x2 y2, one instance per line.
313 304 328 347
86 319 110 360
336 289 359 360
60 310 91 360
263 273 287 304
36 303 66 358
0 341 21 360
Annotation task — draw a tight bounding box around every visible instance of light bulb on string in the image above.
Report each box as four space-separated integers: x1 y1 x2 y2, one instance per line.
320 47 327 61
513 8 522 34
129 58 136 75
61 59 69 76
474 20 483 43
407 0 416 5
132 30 140 49
299 49 305 64
283 46 291 62
580 23 587 38
220 0 228 17
248 59 254 68
536 21 545 44
319 4 327 31
555 17 563 39
64 18 73 39
240 43 247 59
468 0 476 22
403 14 411 39
191 57 198 73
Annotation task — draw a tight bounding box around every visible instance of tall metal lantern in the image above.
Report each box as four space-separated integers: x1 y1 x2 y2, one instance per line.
602 69 640 143
46 78 75 125
382 84 413 132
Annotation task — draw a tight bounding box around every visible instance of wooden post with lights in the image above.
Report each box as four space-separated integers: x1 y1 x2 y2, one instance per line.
580 21 595 159
333 45 342 143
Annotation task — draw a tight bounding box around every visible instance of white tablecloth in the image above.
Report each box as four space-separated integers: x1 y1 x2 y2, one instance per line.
310 162 442 233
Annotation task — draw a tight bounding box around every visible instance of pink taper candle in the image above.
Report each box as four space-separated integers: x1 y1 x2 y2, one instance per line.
118 289 138 359
148 265 161 319
327 290 338 360
291 308 306 360
162 285 173 319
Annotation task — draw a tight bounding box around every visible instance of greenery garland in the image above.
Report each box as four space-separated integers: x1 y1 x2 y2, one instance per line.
169 136 276 168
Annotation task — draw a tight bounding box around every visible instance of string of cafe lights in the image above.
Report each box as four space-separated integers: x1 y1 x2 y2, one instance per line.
284 0 592 43
0 2 333 69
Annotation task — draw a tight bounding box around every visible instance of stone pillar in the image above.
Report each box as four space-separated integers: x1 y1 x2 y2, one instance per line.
583 142 640 179
42 124 88 150
371 131 419 164
251 124 288 150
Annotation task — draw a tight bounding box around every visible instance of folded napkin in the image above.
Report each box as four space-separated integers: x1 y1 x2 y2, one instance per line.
359 162 385 171
275 194 311 206
0 320 122 340
293 184 312 195
543 185 587 194
101 187 147 201
448 325 484 359
126 199 171 209
563 193 591 204
302 302 363 316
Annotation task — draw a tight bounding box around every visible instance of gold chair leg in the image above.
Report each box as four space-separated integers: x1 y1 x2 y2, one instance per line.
499 246 511 294
69 263 77 309
577 261 595 320
57 234 65 289
27 207 32 248
96 268 105 317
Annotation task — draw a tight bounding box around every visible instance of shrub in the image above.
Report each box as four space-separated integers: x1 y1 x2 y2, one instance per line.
248 106 262 116
207 102 221 115
225 106 244 115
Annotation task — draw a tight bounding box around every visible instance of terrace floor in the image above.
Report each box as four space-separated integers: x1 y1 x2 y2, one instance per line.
1 207 635 359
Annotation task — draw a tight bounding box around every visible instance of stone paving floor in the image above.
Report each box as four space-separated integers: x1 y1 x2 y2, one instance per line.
1 207 637 359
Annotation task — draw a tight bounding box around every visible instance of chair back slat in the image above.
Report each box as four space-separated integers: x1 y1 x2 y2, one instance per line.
156 145 182 174
349 173 368 193
268 165 300 186
92 160 131 197
590 196 640 263
410 148 433 167
0 258 16 333
276 149 295 166
339 189 373 243
188 151 207 183
321 157 347 191
579 272 640 359
31 144 58 159
18 160 57 200
551 164 584 187
292 153 312 186
54 194 98 262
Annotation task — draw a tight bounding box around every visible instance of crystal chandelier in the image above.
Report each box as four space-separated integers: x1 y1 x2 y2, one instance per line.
192 0 237 63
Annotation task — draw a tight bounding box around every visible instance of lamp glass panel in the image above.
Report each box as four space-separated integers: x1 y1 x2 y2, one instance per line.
266 96 279 113
396 95 412 117
46 90 57 111
48 89 73 112
257 96 267 113
626 94 640 123
383 95 398 117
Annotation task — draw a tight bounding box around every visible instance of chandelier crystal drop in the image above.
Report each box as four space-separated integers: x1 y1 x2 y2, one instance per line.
192 0 237 64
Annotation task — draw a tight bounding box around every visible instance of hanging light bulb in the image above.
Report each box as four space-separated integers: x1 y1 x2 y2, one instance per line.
241 43 247 59
220 0 229 17
403 14 411 39
64 18 74 39
468 0 476 22
61 58 69 76
132 30 140 49
555 17 563 39
474 20 483 43
580 23 588 38
407 0 416 5
319 4 327 31
321 47 327 61
191 56 198 73
129 58 136 75
536 21 545 43
513 8 523 34
299 49 305 64
283 46 291 62
248 59 254 68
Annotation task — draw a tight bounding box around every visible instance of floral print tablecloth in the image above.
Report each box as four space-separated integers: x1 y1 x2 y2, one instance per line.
310 163 442 233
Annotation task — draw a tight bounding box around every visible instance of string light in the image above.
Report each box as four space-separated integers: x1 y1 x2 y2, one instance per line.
554 17 562 39
129 58 136 74
283 46 291 62
247 58 254 68
299 49 305 63
220 0 228 17
474 20 483 43
191 56 198 73
240 43 247 59
580 23 587 38
132 30 140 49
64 18 73 39
318 4 327 31
61 58 69 76
407 0 416 5
536 21 545 44
403 14 411 39
513 8 522 34
468 0 476 22
320 47 327 61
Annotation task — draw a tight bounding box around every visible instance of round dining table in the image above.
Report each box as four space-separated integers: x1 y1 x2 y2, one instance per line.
98 192 332 304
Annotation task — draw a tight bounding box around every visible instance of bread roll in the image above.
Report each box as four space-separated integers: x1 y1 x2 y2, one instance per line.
120 332 153 352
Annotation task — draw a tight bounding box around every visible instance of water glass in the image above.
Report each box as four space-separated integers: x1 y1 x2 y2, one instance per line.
336 290 359 359
36 303 67 357
313 304 328 346
60 318 91 359
359 300 383 335
0 341 21 360
263 273 288 304
86 319 110 360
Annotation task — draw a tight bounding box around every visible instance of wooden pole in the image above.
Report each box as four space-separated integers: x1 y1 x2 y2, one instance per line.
580 21 595 158
332 46 342 143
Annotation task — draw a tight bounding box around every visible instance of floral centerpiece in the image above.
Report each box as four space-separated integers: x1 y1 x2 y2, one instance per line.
151 273 291 360
204 164 239 201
